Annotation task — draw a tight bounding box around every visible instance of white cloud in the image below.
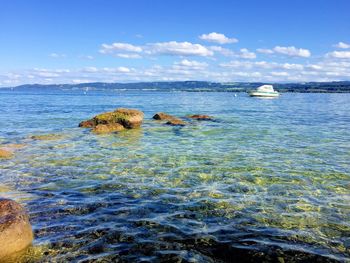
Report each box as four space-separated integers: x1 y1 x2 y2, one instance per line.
273 46 311 57
199 32 238 44
83 67 98 73
176 59 208 67
173 59 208 70
115 53 142 59
238 48 256 59
220 60 304 72
100 43 143 54
102 67 131 73
72 79 92 84
326 51 350 59
115 66 131 73
147 41 214 56
256 48 274 54
209 46 234 57
100 41 214 57
271 71 289 76
256 46 311 57
334 42 350 49
281 63 304 70
37 72 60 77
49 53 66 58
79 55 94 60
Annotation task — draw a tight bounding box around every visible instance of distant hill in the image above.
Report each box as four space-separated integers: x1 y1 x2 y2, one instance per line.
2 81 350 93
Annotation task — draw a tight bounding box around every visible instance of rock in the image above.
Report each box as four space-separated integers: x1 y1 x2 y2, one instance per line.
153 112 176 121
79 108 144 133
166 119 187 126
78 120 95 128
113 108 144 128
0 149 13 159
30 134 64 140
92 123 125 134
153 112 187 126
188 114 213 121
0 199 33 259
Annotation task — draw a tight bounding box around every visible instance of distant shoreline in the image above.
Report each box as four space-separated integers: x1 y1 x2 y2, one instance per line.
1 80 350 93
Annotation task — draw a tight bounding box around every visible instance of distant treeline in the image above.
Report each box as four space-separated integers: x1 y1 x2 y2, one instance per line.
4 81 350 93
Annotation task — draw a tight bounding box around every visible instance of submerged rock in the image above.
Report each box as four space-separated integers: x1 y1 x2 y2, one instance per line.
153 112 187 126
0 149 13 159
79 108 144 133
166 119 187 126
0 199 33 259
30 134 64 140
3 144 26 150
92 123 125 134
187 114 213 121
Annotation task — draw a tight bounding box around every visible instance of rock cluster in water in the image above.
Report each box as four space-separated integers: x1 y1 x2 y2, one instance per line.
79 109 214 133
79 108 144 134
0 199 33 259
153 112 214 126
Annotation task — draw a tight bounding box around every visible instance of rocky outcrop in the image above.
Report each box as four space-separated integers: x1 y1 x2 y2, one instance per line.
153 112 187 126
0 149 13 159
187 114 213 121
0 199 33 259
79 108 144 133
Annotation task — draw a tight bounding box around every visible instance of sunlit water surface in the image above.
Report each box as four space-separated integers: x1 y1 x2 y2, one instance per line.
0 90 349 262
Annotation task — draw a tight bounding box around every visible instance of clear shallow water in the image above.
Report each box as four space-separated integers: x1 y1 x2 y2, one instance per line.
0 90 349 262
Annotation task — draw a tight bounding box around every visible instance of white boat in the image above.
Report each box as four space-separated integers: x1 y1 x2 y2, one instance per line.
248 85 279 97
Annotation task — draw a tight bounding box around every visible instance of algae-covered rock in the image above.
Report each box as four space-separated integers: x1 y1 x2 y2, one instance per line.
94 108 144 129
0 199 33 259
187 114 213 121
92 123 125 134
0 149 13 159
79 108 144 133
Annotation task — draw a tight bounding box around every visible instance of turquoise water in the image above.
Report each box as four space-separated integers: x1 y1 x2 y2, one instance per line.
0 90 349 262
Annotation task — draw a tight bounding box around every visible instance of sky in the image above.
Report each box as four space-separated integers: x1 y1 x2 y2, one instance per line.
0 0 350 86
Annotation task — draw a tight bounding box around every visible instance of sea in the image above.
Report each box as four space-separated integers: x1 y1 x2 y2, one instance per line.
0 89 349 262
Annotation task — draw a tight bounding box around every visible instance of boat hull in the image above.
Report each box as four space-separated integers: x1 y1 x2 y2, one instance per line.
249 91 279 97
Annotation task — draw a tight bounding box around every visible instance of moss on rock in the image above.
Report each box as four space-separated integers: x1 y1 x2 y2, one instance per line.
79 108 144 133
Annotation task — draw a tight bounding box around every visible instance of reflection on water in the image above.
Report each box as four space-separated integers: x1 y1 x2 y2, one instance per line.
0 90 349 262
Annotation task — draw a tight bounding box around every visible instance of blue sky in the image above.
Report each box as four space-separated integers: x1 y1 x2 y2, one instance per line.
1 0 350 86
